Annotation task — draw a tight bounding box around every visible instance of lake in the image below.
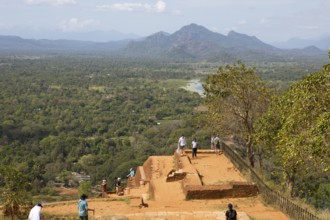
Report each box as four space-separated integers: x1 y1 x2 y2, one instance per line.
183 79 204 97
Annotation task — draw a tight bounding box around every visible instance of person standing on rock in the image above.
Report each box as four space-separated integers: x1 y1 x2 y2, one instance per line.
225 203 237 220
191 138 198 158
178 135 187 156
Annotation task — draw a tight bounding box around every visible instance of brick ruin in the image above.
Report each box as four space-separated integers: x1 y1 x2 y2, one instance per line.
129 151 258 200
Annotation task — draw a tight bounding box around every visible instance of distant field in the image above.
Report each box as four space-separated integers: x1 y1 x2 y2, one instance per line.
89 86 107 92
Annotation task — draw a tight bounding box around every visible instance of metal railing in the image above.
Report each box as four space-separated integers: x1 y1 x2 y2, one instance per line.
222 142 320 220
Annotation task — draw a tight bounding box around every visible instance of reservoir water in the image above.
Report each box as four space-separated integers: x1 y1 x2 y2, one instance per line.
183 79 204 97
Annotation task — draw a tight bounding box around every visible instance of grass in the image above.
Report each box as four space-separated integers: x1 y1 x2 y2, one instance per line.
161 79 187 89
89 86 107 92
41 212 77 220
33 194 78 203
124 197 131 205
49 85 61 89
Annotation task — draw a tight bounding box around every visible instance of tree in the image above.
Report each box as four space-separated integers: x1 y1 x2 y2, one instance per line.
78 181 92 197
203 61 270 167
0 166 32 220
255 51 330 197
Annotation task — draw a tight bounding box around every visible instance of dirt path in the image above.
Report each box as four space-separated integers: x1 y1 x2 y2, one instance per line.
41 153 290 220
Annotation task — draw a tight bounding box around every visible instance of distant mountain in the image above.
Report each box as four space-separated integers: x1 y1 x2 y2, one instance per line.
53 30 140 42
272 36 330 51
1 28 140 42
0 35 128 52
118 23 327 62
117 24 279 61
0 24 327 62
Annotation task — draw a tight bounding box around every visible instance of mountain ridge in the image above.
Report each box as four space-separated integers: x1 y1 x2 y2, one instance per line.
0 24 327 62
273 36 330 50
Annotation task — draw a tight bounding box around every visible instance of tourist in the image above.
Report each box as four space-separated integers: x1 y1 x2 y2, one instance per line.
28 203 43 220
127 168 135 178
115 177 121 195
191 138 198 158
225 203 237 220
214 134 221 155
101 179 107 197
211 135 215 152
178 135 187 156
78 194 95 220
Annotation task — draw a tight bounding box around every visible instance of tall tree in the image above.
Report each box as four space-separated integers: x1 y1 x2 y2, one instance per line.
255 51 330 197
203 61 270 167
0 166 32 220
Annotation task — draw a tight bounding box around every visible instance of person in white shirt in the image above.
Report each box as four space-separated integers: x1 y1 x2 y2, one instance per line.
211 135 215 152
177 135 187 156
28 203 42 220
191 138 198 158
214 135 221 155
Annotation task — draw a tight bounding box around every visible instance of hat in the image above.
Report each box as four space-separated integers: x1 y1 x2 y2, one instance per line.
117 177 121 180
130 168 133 171
102 179 107 183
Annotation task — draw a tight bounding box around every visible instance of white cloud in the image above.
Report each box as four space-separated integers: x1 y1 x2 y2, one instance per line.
297 25 320 30
98 3 143 12
237 20 247 25
59 17 99 32
260 18 268 24
153 0 166 13
96 0 166 13
25 0 76 6
172 9 182 15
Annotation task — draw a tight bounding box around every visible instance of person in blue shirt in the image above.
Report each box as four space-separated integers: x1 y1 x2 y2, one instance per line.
127 168 135 178
78 194 94 220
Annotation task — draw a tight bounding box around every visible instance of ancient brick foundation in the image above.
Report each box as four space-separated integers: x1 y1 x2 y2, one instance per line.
133 153 258 200
184 182 258 200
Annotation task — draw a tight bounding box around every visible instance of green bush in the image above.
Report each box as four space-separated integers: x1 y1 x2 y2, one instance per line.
78 181 92 198
310 183 330 209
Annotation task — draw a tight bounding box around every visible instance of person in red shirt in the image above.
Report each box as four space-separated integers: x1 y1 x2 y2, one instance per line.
101 179 107 197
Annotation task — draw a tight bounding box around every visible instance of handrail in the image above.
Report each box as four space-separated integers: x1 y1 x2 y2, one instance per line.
222 142 320 220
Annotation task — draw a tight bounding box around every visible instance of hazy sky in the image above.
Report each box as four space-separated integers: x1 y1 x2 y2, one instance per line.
0 0 329 42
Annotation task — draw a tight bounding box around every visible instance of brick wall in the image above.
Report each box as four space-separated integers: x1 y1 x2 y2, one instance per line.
133 166 147 187
184 182 258 200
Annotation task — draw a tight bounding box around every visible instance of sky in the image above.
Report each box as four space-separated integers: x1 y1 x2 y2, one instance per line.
0 0 329 43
